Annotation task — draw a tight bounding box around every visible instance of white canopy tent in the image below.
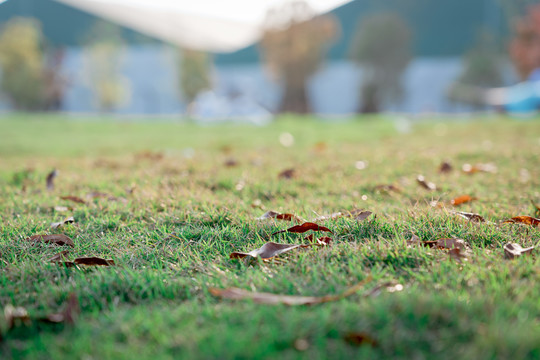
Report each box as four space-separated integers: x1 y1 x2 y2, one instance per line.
54 0 351 52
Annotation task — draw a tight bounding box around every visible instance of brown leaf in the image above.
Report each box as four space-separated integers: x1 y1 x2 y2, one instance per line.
416 175 436 191
462 163 497 174
272 222 332 236
436 238 467 250
27 234 74 247
450 195 477 206
438 161 453 173
224 158 238 167
452 211 485 223
257 211 302 222
352 210 372 221
374 184 401 193
343 332 378 347
50 216 75 230
503 243 535 259
46 169 57 191
47 250 70 262
278 168 295 179
448 248 468 262
407 234 437 248
73 257 115 266
230 242 309 259
502 216 540 227
60 195 86 204
209 275 372 305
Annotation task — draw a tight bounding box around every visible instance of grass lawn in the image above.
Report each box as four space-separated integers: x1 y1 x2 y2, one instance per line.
1 114 539 359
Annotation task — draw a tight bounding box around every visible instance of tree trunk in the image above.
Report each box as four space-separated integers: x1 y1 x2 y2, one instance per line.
279 81 310 114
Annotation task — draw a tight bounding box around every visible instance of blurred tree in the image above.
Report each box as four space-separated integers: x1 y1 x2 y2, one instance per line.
260 1 339 114
0 17 45 110
448 31 504 107
349 13 412 113
82 20 129 112
508 4 540 80
178 49 211 114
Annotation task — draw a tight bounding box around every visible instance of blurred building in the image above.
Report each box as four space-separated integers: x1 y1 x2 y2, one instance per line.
0 0 516 115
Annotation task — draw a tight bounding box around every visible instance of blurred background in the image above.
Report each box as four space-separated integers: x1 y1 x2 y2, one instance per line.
0 0 538 121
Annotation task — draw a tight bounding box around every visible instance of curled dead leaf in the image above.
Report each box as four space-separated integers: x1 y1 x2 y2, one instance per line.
452 211 485 223
451 195 477 206
438 161 453 173
436 238 467 250
50 216 75 230
46 169 57 191
278 168 295 179
416 175 436 191
272 222 332 236
73 257 115 266
448 248 468 262
209 275 372 305
257 211 302 222
343 332 378 347
502 216 540 227
503 243 535 259
27 234 74 247
374 184 401 193
60 195 86 204
230 242 309 260
462 163 497 174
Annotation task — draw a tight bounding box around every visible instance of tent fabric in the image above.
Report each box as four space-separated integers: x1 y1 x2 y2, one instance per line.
53 0 351 52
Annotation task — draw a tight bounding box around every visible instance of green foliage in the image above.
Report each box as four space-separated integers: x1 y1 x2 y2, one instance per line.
178 49 211 107
349 13 412 113
82 20 129 112
0 17 45 110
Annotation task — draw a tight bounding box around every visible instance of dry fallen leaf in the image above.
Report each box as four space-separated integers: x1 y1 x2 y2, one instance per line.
257 211 302 222
272 222 332 236
353 210 372 221
304 234 333 245
27 234 74 247
230 242 309 260
209 276 372 305
451 195 477 206
60 195 86 204
462 163 497 174
452 211 485 223
50 216 75 230
278 168 295 179
503 243 535 259
416 175 436 191
224 158 238 167
448 248 468 262
73 257 115 266
374 184 401 193
46 169 57 191
502 216 540 227
343 332 378 347
438 161 453 173
436 238 467 250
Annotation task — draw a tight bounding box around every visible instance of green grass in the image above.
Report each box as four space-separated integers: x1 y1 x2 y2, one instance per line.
1 114 540 359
